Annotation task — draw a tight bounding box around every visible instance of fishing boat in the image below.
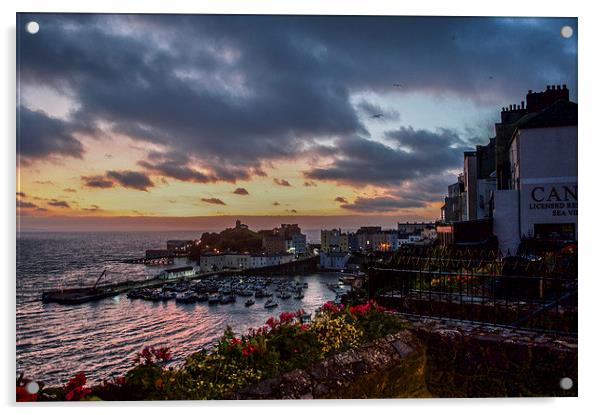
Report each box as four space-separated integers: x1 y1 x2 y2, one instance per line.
264 299 278 308
293 292 304 300
208 294 220 304
197 293 209 302
176 292 197 303
245 299 255 307
220 294 236 304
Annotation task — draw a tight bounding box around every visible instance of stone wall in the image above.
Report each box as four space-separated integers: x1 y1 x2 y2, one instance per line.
228 330 430 399
408 317 577 397
228 318 577 399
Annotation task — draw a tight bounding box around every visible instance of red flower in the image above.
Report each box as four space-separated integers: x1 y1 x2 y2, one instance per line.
279 311 297 324
152 347 172 362
65 372 86 390
16 386 37 402
321 301 343 313
64 372 91 401
242 344 258 357
266 317 276 328
230 337 242 346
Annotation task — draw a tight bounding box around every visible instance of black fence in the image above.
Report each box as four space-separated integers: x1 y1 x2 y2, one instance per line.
369 250 577 336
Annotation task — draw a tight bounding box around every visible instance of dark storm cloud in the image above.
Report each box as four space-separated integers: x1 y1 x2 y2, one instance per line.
82 175 115 189
48 200 70 208
137 151 262 184
334 196 349 204
82 170 154 191
106 170 155 191
233 187 249 195
17 14 577 177
201 198 226 205
17 200 37 209
305 127 470 187
340 175 456 213
17 106 84 162
273 178 292 187
304 181 318 187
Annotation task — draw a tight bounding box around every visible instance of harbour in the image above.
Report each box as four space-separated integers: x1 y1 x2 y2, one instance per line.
16 231 344 386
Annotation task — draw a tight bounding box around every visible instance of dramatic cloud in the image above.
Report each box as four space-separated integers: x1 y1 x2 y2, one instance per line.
334 196 349 204
48 200 70 208
82 171 154 191
272 202 280 206
17 106 84 162
17 14 577 175
106 170 154 191
233 187 249 195
305 128 470 187
82 175 114 189
304 181 318 187
17 200 37 209
340 175 456 213
201 198 227 205
274 178 292 187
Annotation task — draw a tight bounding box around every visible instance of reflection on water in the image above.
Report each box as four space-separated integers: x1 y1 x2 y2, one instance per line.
16 232 339 385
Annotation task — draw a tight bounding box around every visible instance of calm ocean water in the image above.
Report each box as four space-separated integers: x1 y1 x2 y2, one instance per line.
16 231 339 386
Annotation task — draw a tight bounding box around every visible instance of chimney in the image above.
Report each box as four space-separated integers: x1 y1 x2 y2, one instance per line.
521 101 525 109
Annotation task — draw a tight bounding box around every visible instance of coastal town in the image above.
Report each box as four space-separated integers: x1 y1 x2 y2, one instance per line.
15 12 581 403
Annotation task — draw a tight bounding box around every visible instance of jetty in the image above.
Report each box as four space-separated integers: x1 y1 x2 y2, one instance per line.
41 255 320 305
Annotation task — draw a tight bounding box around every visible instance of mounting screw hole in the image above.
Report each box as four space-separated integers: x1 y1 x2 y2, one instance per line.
561 26 573 39
559 377 573 390
25 381 39 394
25 21 39 34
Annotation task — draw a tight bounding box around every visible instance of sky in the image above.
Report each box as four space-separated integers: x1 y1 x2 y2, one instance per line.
16 14 577 231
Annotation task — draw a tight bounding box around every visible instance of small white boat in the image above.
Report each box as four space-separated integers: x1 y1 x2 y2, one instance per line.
264 299 278 308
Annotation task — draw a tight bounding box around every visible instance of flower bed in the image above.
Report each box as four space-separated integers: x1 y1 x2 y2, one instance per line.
18 301 406 401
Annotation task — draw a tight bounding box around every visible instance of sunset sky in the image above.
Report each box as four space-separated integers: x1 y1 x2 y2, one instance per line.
16 14 577 231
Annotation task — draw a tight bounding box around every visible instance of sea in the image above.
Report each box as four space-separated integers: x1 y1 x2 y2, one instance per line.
16 231 339 386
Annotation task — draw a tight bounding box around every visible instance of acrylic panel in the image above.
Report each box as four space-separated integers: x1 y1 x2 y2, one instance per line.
16 13 578 401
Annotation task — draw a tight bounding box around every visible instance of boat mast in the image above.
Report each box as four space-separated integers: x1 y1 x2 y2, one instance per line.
92 269 107 290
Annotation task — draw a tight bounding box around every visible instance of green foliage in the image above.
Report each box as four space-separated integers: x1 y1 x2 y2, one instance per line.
340 288 368 306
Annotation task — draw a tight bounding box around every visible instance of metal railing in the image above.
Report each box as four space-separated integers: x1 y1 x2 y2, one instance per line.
368 261 577 336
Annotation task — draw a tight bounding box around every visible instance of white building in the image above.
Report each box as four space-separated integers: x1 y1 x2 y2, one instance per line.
198 253 295 272
493 100 577 255
159 265 199 280
319 252 351 270
291 233 307 255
